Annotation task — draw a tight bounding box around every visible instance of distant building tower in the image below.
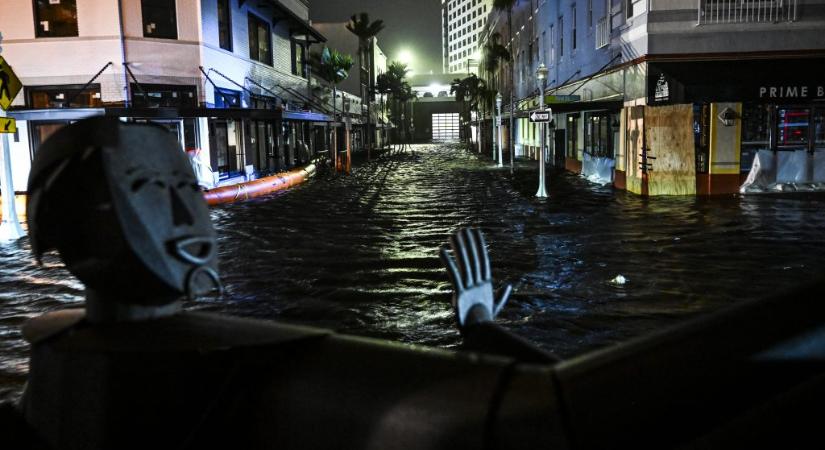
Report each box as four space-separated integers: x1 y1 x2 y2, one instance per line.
442 0 492 74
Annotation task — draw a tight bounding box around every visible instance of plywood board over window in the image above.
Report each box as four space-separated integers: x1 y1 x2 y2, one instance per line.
645 104 696 196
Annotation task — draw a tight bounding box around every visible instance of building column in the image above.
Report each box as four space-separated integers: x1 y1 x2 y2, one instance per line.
614 108 628 191
705 102 743 195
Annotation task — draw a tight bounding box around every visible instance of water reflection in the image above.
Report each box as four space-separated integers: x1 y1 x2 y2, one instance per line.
3 143 825 401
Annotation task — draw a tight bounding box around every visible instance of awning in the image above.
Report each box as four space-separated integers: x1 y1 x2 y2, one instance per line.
8 106 332 122
283 110 333 122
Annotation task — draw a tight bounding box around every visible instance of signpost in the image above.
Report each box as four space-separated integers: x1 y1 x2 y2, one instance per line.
0 56 23 112
0 54 25 241
529 110 552 123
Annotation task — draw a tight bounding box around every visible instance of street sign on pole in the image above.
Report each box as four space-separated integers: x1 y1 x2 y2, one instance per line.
0 117 16 133
0 54 25 241
0 56 23 111
529 110 552 123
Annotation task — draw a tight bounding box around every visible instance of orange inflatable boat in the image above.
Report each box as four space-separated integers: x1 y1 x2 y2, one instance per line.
203 161 317 206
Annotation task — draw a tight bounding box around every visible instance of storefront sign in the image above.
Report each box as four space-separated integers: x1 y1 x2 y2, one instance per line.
545 95 581 103
758 85 825 99
654 74 670 102
648 58 825 104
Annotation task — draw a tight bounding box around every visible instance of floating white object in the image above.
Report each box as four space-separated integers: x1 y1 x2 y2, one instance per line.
610 275 628 285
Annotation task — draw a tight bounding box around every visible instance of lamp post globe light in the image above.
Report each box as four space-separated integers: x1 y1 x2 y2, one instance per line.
535 63 550 199
495 92 503 168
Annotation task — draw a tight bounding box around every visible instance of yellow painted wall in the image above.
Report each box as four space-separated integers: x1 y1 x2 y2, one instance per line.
645 104 696 196
709 103 742 175
0 194 27 220
616 108 627 174
625 106 645 195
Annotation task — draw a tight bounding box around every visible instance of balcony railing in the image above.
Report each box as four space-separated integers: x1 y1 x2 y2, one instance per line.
697 0 797 24
596 17 610 49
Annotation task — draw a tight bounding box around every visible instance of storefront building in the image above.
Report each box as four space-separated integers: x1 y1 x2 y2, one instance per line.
476 0 825 196
0 0 333 194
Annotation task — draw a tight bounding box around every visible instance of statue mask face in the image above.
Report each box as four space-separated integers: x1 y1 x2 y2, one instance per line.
103 124 220 299
27 118 220 304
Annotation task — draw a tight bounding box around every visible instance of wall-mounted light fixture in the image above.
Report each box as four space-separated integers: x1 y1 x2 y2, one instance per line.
717 107 737 127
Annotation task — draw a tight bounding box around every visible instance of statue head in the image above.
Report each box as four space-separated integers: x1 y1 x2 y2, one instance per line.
27 118 220 310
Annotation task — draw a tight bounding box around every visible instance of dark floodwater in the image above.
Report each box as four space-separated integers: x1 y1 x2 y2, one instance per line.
3 143 825 401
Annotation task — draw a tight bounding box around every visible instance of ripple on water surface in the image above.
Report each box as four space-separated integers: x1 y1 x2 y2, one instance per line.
3 144 825 399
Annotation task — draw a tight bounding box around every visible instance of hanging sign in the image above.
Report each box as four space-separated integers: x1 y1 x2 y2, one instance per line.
0 56 23 111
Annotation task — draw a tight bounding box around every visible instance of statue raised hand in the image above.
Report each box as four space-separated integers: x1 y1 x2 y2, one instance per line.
440 228 512 331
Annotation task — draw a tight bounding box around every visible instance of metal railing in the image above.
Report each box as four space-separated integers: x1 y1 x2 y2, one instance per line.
697 0 797 24
596 17 610 49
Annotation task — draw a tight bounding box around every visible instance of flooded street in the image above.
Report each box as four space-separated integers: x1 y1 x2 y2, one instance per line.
3 143 825 401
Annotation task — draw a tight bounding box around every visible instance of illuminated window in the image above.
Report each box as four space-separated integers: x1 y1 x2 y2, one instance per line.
33 0 78 38
292 40 307 77
777 108 810 148
27 84 101 108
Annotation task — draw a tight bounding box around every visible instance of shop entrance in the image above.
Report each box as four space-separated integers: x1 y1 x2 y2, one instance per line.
246 120 275 175
209 120 243 179
431 113 460 142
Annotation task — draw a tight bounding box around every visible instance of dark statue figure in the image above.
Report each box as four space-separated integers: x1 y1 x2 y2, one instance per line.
26 117 221 321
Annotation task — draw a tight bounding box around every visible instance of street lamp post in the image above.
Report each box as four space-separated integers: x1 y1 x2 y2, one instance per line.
495 93 503 168
535 63 549 198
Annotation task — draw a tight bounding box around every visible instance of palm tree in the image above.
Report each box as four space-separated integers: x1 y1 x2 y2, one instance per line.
476 82 497 154
451 75 473 146
452 75 487 150
493 0 517 172
378 61 411 152
309 46 353 172
481 33 510 95
346 13 385 157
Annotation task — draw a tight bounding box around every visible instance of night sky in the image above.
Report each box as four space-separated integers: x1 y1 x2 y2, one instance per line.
308 0 443 74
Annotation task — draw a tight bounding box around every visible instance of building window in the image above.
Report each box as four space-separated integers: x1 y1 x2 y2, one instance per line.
292 40 307 77
217 0 232 51
572 4 577 50
584 112 614 158
33 0 78 38
141 0 178 39
214 87 241 108
777 108 810 149
588 0 593 26
27 84 101 108
559 17 564 57
626 0 634 18
248 13 272 65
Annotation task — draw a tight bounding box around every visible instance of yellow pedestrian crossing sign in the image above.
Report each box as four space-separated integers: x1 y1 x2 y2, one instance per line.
0 56 23 111
0 118 16 134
